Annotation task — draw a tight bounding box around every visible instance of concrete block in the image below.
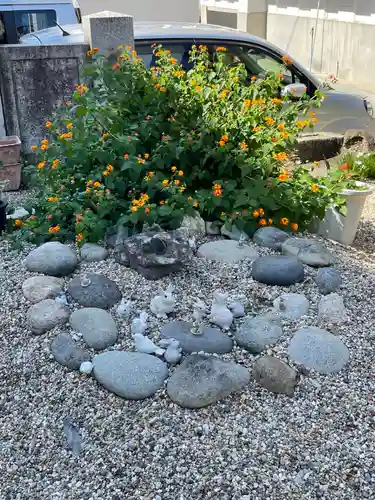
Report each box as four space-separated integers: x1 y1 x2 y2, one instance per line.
83 11 134 53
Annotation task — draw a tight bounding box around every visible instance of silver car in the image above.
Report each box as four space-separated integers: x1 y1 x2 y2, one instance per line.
20 21 375 134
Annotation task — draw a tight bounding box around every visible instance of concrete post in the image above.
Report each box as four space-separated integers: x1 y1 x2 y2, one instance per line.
83 11 134 53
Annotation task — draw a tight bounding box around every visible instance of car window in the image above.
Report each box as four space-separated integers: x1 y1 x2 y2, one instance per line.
14 10 57 40
136 43 190 69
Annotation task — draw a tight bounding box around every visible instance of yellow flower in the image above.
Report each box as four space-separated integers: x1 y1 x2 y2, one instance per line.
264 116 275 126
221 212 226 217
178 170 184 176
273 152 288 161
280 217 289 226
311 184 319 192
259 208 265 216
85 188 91 194
106 164 114 172
31 145 37 151
45 121 53 128
243 99 251 108
268 218 273 225
171 166 177 172
37 162 46 169
297 120 308 129
272 98 282 104
144 153 150 160
313 161 319 168
103 171 110 176
66 123 73 129
131 206 138 212
281 131 289 139
162 180 169 187
137 158 145 164
14 219 22 227
47 196 59 202
218 140 226 147
193 201 198 207
240 142 247 150
48 225 61 233
188 196 193 201
93 181 101 188
278 123 285 130
291 222 299 231
253 210 260 218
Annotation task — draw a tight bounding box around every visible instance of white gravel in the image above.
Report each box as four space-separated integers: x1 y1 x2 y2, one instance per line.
1 190 374 499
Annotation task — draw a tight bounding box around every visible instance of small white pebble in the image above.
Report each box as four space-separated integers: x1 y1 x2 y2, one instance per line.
79 361 93 375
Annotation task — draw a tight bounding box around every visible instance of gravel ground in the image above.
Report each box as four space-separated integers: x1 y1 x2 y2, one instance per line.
1 191 374 500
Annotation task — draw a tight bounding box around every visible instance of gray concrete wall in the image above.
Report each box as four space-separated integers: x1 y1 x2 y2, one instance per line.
267 13 375 90
0 43 88 150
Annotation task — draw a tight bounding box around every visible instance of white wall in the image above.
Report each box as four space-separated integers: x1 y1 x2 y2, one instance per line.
78 0 200 22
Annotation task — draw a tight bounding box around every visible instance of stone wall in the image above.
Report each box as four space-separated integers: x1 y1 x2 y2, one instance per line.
0 44 88 150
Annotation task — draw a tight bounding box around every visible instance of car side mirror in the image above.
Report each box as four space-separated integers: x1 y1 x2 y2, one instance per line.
281 83 307 99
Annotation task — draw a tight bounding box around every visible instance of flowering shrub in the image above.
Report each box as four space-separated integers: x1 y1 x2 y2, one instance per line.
15 44 350 244
340 152 375 179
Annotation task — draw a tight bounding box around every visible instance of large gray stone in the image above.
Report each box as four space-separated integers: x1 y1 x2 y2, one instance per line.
252 227 289 250
273 293 310 320
160 321 233 354
198 240 258 263
93 351 168 400
234 315 283 353
83 11 134 54
25 242 78 277
288 326 349 374
167 355 250 408
114 226 192 280
318 293 348 325
67 274 121 309
22 276 63 304
51 332 90 370
70 308 118 350
282 238 334 267
251 255 304 286
27 299 70 334
80 243 108 262
315 268 342 295
180 212 205 237
253 356 299 396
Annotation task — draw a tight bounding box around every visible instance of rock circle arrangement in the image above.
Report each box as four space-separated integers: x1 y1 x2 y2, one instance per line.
21 230 350 409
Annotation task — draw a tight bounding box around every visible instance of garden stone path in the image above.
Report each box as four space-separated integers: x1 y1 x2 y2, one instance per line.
234 315 283 353
70 308 118 350
282 237 335 267
25 242 78 277
67 273 122 309
273 293 310 320
315 267 342 295
27 299 70 335
167 354 250 408
288 326 349 374
160 321 233 354
51 332 91 371
93 351 168 400
252 227 289 250
80 243 108 262
197 240 258 263
251 255 304 285
22 276 64 304
252 356 299 396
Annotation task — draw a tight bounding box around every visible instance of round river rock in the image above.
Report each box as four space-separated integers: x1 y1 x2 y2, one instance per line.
25 242 78 277
282 237 334 267
22 276 64 304
51 332 91 371
161 321 233 354
252 227 289 250
93 351 168 400
67 273 121 309
251 255 304 286
197 240 258 263
27 299 70 335
80 243 108 262
70 308 118 350
235 315 283 353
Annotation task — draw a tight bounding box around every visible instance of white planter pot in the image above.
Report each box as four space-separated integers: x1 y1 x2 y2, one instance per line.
317 182 374 246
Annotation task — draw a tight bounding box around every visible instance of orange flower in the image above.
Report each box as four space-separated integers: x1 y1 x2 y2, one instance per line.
131 206 138 212
278 123 285 130
137 158 145 164
221 135 229 143
278 173 289 182
273 152 288 161
253 210 260 218
144 207 151 214
175 180 181 186
178 170 184 176
193 201 198 207
75 84 88 95
282 55 293 65
45 121 53 128
281 131 289 139
100 133 109 141
291 222 299 231
219 90 230 99
31 145 37 151
174 70 185 77
37 161 46 169
218 140 226 147
297 120 308 129
159 87 166 93
14 219 22 227
87 48 99 57
51 159 60 169
47 196 59 202
124 154 129 160
112 63 120 70
253 126 262 133
159 200 165 205
162 180 169 187
103 170 110 176
216 46 228 52
48 225 61 233
264 117 275 126
106 164 114 172
170 57 177 64
144 153 150 160
188 196 193 201
251 76 257 82
272 98 282 104
280 217 289 226
259 208 265 216
195 86 201 92
259 218 267 226
93 181 101 188
268 218 273 225
240 142 248 150
66 123 73 129
311 184 319 192
76 233 84 242
339 163 349 171
243 99 251 108
41 144 48 151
